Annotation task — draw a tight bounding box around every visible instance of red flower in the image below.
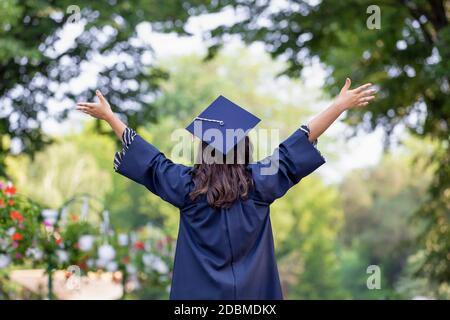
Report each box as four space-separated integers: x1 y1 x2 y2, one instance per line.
133 241 145 250
122 256 130 264
0 199 4 207
55 238 63 245
12 232 23 241
79 261 87 271
8 199 14 206
73 243 80 250
10 211 24 223
5 185 16 196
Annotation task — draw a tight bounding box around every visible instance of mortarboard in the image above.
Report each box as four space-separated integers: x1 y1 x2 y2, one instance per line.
185 95 261 155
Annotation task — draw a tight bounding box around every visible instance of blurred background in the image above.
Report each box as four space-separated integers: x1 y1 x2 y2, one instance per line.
0 0 449 299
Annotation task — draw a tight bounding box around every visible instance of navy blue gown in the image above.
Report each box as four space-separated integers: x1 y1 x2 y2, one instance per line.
115 128 325 299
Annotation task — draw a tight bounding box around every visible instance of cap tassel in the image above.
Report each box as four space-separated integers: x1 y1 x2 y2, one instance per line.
194 117 224 126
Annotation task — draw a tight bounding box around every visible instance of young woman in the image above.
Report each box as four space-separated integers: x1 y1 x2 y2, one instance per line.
77 78 375 299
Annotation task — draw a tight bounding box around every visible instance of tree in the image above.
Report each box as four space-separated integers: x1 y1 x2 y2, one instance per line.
0 0 215 174
338 137 441 298
273 176 346 299
189 0 450 287
5 130 113 209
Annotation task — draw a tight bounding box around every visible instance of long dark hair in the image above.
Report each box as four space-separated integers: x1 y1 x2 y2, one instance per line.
189 136 254 209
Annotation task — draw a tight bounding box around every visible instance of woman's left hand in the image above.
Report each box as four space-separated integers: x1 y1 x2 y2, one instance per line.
334 78 376 111
76 90 114 121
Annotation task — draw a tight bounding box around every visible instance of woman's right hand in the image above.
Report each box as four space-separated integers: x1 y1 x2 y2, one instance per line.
76 90 114 121
334 78 376 111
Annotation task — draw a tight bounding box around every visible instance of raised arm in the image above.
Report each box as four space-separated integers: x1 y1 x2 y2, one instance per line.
308 78 376 142
76 90 126 140
76 90 192 208
250 78 376 204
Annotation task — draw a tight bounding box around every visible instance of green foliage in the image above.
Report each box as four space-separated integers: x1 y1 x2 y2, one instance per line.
60 220 98 267
0 0 215 173
273 176 345 299
5 132 113 208
338 137 441 298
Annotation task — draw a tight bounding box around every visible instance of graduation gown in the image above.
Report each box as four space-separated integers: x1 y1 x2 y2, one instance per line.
115 128 325 299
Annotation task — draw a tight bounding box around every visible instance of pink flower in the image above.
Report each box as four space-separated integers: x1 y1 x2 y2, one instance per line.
156 239 164 250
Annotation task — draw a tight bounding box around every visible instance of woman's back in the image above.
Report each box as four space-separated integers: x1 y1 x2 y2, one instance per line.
174 196 279 299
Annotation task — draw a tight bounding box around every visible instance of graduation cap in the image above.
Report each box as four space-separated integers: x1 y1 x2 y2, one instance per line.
186 95 261 155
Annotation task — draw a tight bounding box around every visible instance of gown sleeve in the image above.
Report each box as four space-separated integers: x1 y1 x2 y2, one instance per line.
114 128 192 208
114 127 137 171
249 125 326 204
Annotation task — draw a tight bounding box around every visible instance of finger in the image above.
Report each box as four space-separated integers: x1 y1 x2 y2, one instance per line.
77 102 98 108
85 111 97 117
359 89 377 97
341 78 351 92
76 105 93 112
96 90 107 103
80 108 93 115
77 107 94 116
354 83 372 93
358 95 376 102
357 101 369 107
79 109 91 116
